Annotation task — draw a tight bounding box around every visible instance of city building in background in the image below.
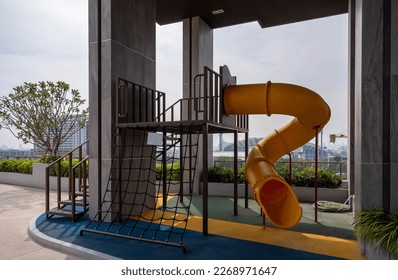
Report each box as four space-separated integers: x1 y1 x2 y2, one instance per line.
0 147 34 159
33 116 89 156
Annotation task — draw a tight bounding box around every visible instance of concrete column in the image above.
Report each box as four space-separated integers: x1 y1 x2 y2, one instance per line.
354 0 396 214
182 17 214 193
390 0 398 214
88 0 156 220
348 0 356 208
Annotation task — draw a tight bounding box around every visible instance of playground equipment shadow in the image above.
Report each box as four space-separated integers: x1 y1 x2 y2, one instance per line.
28 196 365 260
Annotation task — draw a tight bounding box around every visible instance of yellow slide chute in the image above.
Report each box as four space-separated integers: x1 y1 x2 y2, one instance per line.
224 82 330 229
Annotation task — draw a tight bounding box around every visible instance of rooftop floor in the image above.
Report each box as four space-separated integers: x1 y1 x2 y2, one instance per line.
28 190 363 260
0 182 364 260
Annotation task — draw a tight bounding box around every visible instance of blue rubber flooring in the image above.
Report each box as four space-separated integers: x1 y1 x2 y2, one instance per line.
35 214 342 260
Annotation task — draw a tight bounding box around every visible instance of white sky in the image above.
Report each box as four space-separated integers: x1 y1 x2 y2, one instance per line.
0 0 348 149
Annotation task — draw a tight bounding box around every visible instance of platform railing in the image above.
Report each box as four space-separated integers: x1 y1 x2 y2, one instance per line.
116 78 166 125
115 67 248 131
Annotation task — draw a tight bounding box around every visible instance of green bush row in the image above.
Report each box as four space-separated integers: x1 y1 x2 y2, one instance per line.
207 165 342 188
208 165 246 183
156 162 181 181
0 159 33 174
0 158 88 177
277 165 342 188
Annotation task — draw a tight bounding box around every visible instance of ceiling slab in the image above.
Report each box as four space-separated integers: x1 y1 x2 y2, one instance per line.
156 0 348 29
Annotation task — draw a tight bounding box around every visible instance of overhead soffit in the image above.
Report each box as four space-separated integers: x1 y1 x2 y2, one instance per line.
156 0 348 29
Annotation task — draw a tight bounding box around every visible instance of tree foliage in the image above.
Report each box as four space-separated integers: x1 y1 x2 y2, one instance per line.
0 81 88 156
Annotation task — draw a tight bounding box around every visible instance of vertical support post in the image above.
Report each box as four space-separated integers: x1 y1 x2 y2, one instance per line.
83 159 87 209
234 130 238 216
162 129 167 209
68 153 73 199
45 167 49 217
179 133 184 203
245 131 249 208
118 128 123 223
314 127 319 223
78 145 83 192
57 161 61 207
202 123 209 236
204 68 208 121
188 17 192 121
288 153 292 185
96 0 102 222
69 152 75 220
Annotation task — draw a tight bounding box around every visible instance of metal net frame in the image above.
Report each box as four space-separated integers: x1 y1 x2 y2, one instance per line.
81 125 200 252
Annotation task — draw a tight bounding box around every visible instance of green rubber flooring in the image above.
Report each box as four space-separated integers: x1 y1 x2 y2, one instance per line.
171 195 356 240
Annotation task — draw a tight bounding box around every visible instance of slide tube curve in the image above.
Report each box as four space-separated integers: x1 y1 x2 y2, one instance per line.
224 82 330 229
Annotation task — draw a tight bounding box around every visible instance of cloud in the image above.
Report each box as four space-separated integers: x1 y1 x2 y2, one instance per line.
156 23 183 106
213 15 349 140
0 0 87 59
0 1 348 149
0 0 88 148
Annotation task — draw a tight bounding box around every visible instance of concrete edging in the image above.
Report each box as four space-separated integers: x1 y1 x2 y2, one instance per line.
27 214 120 260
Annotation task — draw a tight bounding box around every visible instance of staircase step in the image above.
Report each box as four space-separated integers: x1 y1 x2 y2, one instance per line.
76 191 89 197
59 199 89 206
47 208 86 217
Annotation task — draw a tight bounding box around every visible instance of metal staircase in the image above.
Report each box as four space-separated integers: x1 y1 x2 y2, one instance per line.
45 140 89 222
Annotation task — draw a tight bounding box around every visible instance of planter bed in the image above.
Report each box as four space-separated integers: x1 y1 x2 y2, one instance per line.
203 182 349 204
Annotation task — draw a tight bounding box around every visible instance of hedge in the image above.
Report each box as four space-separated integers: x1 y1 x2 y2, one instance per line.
156 162 181 181
207 165 342 188
0 159 33 174
0 158 88 177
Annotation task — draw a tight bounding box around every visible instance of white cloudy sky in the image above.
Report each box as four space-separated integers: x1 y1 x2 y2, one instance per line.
0 0 348 149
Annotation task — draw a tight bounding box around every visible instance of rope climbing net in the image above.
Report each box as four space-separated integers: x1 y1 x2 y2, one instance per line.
81 125 200 252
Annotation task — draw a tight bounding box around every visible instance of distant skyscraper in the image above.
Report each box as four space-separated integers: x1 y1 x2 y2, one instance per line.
34 116 89 156
58 120 89 155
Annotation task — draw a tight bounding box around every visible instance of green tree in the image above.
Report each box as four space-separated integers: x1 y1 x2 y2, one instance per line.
0 81 88 157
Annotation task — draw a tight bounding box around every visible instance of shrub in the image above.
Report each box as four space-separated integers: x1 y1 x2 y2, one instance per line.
275 165 297 184
237 167 246 183
0 159 33 174
207 165 342 188
0 158 87 177
317 169 342 188
208 165 234 183
294 168 315 187
156 162 181 181
353 207 398 259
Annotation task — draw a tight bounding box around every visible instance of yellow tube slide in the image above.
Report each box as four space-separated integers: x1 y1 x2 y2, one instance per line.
224 82 330 229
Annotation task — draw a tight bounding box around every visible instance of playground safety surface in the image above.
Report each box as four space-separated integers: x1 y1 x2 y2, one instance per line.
28 194 365 260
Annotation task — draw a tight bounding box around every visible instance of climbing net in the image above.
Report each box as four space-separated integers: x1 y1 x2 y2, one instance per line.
81 125 200 252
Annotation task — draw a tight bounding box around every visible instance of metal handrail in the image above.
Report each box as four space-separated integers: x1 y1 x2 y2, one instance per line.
45 140 89 221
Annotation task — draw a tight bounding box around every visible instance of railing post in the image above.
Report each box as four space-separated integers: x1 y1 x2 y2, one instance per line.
57 161 61 207
204 69 208 121
45 140 89 221
202 123 209 236
314 127 319 223
162 129 167 209
68 152 75 219
45 166 50 217
83 159 87 209
78 145 82 192
340 162 343 177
